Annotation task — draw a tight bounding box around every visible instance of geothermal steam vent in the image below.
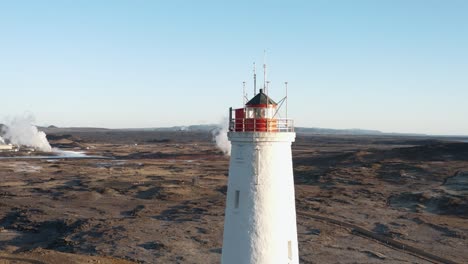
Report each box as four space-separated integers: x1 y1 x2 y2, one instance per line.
221 84 298 263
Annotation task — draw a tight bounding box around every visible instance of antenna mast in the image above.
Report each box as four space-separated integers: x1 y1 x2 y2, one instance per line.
266 81 270 98
263 50 267 93
253 63 257 95
243 81 246 104
285 82 288 120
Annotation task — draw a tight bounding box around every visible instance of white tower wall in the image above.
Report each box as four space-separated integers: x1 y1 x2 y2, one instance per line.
222 132 298 264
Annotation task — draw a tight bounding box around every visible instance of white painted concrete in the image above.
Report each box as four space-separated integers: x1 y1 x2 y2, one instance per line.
222 132 298 264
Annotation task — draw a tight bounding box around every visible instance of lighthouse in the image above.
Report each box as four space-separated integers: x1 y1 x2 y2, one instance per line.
221 77 298 263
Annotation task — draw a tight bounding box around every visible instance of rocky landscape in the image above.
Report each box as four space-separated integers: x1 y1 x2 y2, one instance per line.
0 129 467 263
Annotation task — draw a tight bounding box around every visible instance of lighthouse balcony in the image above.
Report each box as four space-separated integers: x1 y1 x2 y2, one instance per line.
229 118 294 132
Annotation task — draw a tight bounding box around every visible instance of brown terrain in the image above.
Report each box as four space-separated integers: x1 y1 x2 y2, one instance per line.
0 129 467 263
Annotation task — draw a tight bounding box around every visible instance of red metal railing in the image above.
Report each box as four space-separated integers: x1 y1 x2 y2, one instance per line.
229 118 294 132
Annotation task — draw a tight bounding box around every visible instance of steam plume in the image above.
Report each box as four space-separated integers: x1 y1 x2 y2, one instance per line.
1 114 52 152
0 136 5 145
212 117 231 156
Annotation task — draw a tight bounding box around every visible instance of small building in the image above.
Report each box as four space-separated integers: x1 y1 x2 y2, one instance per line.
0 144 13 151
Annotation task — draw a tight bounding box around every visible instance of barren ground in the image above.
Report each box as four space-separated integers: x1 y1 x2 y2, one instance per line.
0 130 467 263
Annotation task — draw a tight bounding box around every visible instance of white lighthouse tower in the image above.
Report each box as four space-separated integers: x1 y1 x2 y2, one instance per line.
221 78 298 264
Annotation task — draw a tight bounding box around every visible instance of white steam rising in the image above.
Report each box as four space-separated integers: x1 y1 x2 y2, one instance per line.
1 115 52 152
213 117 231 156
0 136 5 145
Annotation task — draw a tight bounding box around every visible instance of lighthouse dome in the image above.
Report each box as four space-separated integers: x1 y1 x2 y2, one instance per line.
246 89 277 106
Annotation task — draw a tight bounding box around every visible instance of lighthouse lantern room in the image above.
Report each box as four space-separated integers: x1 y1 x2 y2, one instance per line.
221 66 298 264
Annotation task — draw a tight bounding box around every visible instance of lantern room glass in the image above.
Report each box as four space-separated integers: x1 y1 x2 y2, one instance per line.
245 107 275 119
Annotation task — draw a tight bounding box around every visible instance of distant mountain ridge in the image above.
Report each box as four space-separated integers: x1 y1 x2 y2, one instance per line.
294 127 426 136
39 124 431 136
134 125 427 136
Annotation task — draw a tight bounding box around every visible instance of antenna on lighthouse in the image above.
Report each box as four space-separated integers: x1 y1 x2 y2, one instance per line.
243 81 247 104
266 81 271 99
285 82 289 120
263 50 267 93
253 63 257 95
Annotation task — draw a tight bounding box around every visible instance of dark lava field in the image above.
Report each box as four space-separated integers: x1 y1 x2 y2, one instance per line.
0 129 467 263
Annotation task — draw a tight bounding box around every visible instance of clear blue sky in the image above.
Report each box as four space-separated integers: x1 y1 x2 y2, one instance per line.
1 0 467 135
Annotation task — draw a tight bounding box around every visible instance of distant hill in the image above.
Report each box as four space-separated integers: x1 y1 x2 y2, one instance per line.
40 126 111 133
40 125 219 133
295 127 426 136
295 127 383 135
119 124 218 132
144 125 427 136
39 124 418 136
37 124 468 138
